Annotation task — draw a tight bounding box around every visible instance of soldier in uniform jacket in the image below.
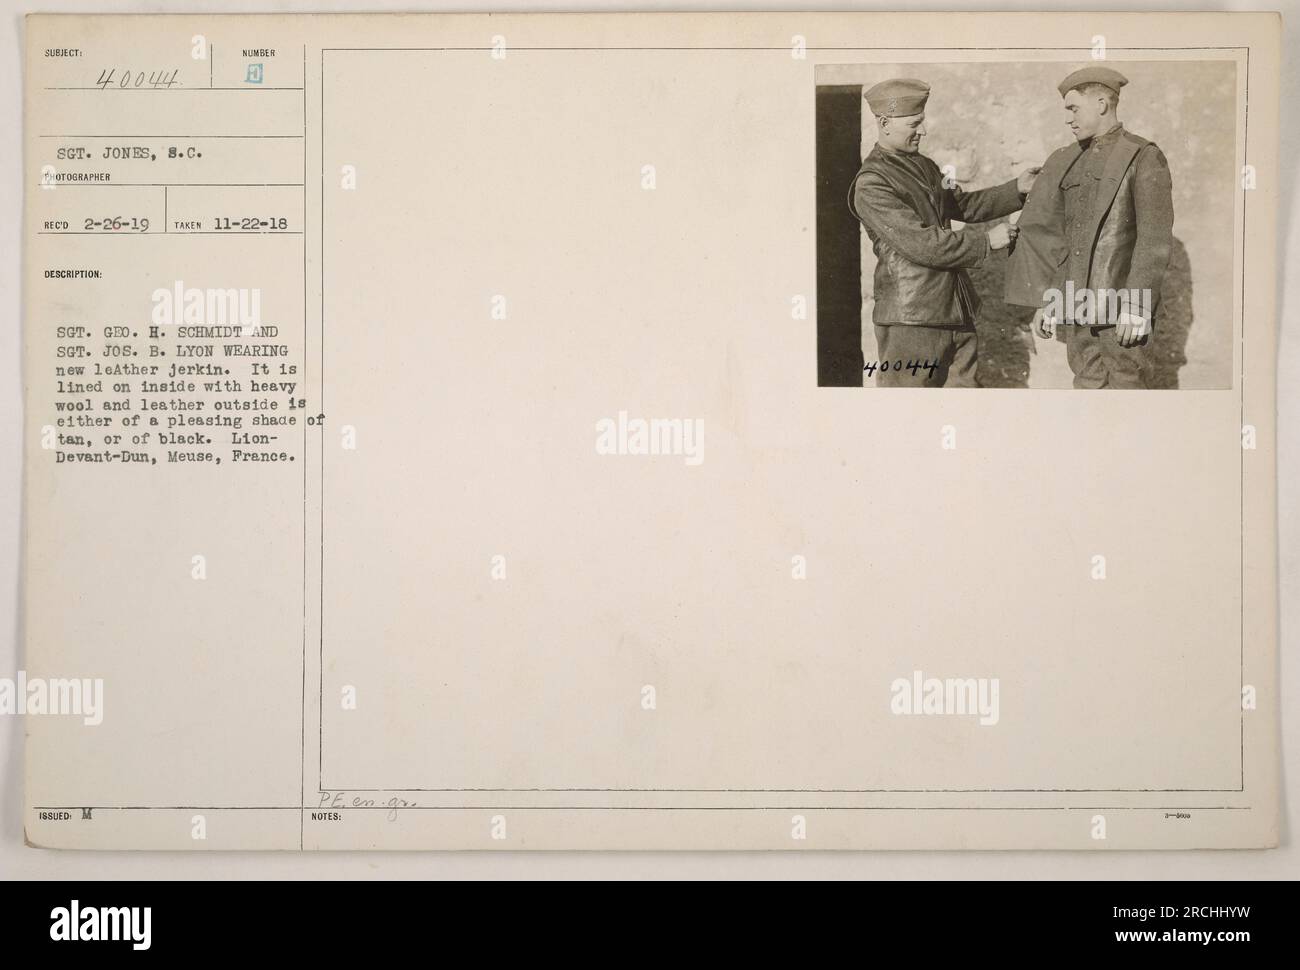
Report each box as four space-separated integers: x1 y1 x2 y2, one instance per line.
1006 66 1176 389
848 78 1037 387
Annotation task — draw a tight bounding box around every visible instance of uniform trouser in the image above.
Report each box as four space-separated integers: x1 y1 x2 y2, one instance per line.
1064 324 1148 389
872 323 979 388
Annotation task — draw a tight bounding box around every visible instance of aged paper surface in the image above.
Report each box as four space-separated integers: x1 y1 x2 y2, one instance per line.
22 12 1279 850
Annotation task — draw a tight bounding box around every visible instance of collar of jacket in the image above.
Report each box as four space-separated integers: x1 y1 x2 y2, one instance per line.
1081 122 1125 151
862 144 943 223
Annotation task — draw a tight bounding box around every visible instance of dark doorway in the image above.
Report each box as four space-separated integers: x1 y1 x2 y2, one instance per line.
815 85 864 387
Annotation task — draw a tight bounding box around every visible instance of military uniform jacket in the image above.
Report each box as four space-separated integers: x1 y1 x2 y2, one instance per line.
848 145 1023 326
1004 125 1174 318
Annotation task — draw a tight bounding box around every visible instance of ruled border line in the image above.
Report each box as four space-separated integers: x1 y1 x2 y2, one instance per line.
307 45 1253 806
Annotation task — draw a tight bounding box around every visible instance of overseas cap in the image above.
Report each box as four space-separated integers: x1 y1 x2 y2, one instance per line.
864 78 930 117
1058 66 1129 97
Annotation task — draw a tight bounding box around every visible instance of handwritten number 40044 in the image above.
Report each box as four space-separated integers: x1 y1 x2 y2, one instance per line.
863 359 939 378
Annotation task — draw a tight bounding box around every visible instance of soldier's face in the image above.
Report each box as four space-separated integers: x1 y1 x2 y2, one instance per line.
1063 90 1107 141
881 113 926 153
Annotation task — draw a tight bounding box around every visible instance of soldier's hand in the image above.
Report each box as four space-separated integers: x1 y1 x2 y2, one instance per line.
1114 311 1150 348
1032 307 1056 339
988 223 1018 251
1017 166 1043 195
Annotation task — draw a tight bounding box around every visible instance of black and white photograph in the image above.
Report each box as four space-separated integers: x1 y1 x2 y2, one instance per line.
816 59 1239 389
